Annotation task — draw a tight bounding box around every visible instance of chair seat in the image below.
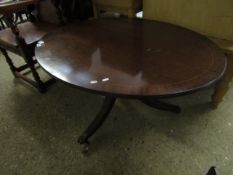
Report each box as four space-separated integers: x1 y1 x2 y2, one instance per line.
0 21 56 49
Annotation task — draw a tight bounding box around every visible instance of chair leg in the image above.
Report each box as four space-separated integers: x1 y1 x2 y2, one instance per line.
1 48 17 77
23 56 46 93
212 54 233 108
0 19 6 29
1 48 46 92
1 48 47 93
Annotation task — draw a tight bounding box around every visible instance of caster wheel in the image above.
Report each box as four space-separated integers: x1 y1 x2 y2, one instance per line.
81 143 89 154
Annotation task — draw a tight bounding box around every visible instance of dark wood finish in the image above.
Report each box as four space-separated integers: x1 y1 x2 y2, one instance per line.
35 19 226 97
207 167 218 175
78 96 116 145
0 13 6 29
35 19 226 150
0 21 55 48
0 0 64 92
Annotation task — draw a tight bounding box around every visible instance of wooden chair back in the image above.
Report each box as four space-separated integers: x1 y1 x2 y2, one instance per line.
0 0 67 92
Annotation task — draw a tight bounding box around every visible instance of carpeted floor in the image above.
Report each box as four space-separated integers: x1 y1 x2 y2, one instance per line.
0 53 233 175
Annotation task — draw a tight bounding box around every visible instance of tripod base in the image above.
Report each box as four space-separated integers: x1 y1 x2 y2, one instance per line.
78 96 181 153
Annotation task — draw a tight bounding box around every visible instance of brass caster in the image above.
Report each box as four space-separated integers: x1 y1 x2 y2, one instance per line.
81 142 89 154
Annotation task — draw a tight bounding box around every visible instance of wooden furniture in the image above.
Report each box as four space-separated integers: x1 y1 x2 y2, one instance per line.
92 0 142 18
35 19 226 151
0 13 5 29
207 167 218 175
209 38 233 108
0 10 30 30
143 0 233 107
0 0 64 92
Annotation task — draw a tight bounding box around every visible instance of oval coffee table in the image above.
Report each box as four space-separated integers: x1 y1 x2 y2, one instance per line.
35 19 226 150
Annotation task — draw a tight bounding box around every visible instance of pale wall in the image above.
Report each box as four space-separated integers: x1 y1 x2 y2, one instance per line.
143 0 233 41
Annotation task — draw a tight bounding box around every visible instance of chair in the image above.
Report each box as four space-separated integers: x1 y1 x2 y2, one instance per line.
0 0 65 93
0 13 6 29
0 10 30 30
92 0 142 18
208 38 233 108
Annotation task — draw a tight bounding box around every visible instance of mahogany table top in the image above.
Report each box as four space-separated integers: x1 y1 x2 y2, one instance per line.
35 19 226 98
